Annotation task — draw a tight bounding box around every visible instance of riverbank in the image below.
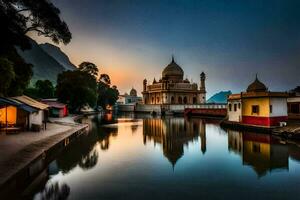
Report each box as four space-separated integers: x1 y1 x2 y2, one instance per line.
0 116 89 196
221 119 300 139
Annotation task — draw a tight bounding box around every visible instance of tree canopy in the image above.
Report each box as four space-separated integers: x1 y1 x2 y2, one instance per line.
0 0 71 53
0 57 15 97
78 62 99 78
0 0 71 97
97 74 119 109
56 70 98 112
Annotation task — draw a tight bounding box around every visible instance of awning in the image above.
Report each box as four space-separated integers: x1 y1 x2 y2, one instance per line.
0 97 38 113
12 95 49 110
41 100 66 109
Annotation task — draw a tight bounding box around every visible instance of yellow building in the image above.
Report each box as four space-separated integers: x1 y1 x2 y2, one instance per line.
227 131 288 177
228 76 288 127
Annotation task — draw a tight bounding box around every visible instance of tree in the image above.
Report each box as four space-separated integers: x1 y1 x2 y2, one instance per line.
35 80 55 98
291 86 300 93
105 86 119 106
0 0 71 53
0 0 71 96
4 47 33 96
97 73 119 109
0 57 15 97
99 74 111 85
56 70 97 112
78 62 99 78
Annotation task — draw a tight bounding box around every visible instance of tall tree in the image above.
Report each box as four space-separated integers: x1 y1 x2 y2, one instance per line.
35 79 55 98
99 74 111 85
78 62 99 78
4 47 33 96
56 70 97 112
0 0 71 96
0 57 15 97
97 73 119 109
0 0 71 52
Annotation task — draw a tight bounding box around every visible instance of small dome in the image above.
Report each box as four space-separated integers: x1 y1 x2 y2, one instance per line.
162 57 184 80
246 75 268 92
130 88 137 96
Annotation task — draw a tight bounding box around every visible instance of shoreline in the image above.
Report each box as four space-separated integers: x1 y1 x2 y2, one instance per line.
0 115 90 197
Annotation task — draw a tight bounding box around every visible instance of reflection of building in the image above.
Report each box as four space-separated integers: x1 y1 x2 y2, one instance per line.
143 117 206 167
228 131 289 177
117 88 143 105
142 57 206 105
227 76 288 127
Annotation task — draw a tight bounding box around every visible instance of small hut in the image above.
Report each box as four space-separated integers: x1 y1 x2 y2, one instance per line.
41 99 68 118
0 97 37 132
12 95 49 130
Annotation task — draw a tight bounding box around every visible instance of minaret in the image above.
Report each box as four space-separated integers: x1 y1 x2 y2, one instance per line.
200 72 206 92
143 79 147 91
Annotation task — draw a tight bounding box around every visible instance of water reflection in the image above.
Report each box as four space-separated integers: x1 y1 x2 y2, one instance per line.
33 181 70 200
228 130 289 177
143 117 206 166
25 115 300 199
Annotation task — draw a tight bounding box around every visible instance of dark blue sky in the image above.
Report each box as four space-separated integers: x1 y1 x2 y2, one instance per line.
34 0 300 96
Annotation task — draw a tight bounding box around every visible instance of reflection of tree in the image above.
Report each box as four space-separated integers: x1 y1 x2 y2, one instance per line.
79 149 99 170
143 117 206 167
56 124 99 173
35 182 70 200
97 125 118 151
56 115 119 172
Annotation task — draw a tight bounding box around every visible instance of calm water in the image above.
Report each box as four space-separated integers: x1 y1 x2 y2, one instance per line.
27 114 300 200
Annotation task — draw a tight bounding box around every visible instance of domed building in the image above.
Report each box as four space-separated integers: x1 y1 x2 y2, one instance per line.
142 57 206 105
117 87 142 105
227 75 288 127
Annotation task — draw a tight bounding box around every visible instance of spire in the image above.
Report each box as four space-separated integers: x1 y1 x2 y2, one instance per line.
255 73 258 80
171 55 174 63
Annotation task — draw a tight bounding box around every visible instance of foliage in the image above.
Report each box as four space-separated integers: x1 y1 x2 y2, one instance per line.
0 0 71 53
291 86 300 93
24 79 55 99
35 80 55 98
1 48 33 96
0 0 71 97
99 74 111 85
97 76 119 109
56 70 97 112
78 62 99 78
0 57 15 97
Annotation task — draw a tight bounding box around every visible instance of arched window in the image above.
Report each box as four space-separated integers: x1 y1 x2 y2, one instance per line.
171 96 175 104
193 97 197 104
157 97 160 103
152 97 154 104
178 97 182 104
183 96 188 104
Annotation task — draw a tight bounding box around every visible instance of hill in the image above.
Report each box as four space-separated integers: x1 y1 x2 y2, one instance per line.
207 91 232 104
40 43 77 71
16 38 75 85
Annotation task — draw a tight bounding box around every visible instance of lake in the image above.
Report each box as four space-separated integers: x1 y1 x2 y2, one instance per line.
27 114 300 199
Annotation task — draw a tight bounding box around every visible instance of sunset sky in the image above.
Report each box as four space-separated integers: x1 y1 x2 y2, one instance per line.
31 0 300 97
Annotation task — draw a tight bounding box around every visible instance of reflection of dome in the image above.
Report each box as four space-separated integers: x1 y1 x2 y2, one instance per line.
130 88 137 96
162 57 184 80
163 147 183 167
247 75 268 92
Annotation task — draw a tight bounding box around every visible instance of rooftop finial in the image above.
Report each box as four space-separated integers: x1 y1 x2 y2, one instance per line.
255 73 258 80
172 55 174 62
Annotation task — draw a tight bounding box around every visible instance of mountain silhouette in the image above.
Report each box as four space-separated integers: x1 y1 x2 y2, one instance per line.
40 43 77 71
16 38 76 85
